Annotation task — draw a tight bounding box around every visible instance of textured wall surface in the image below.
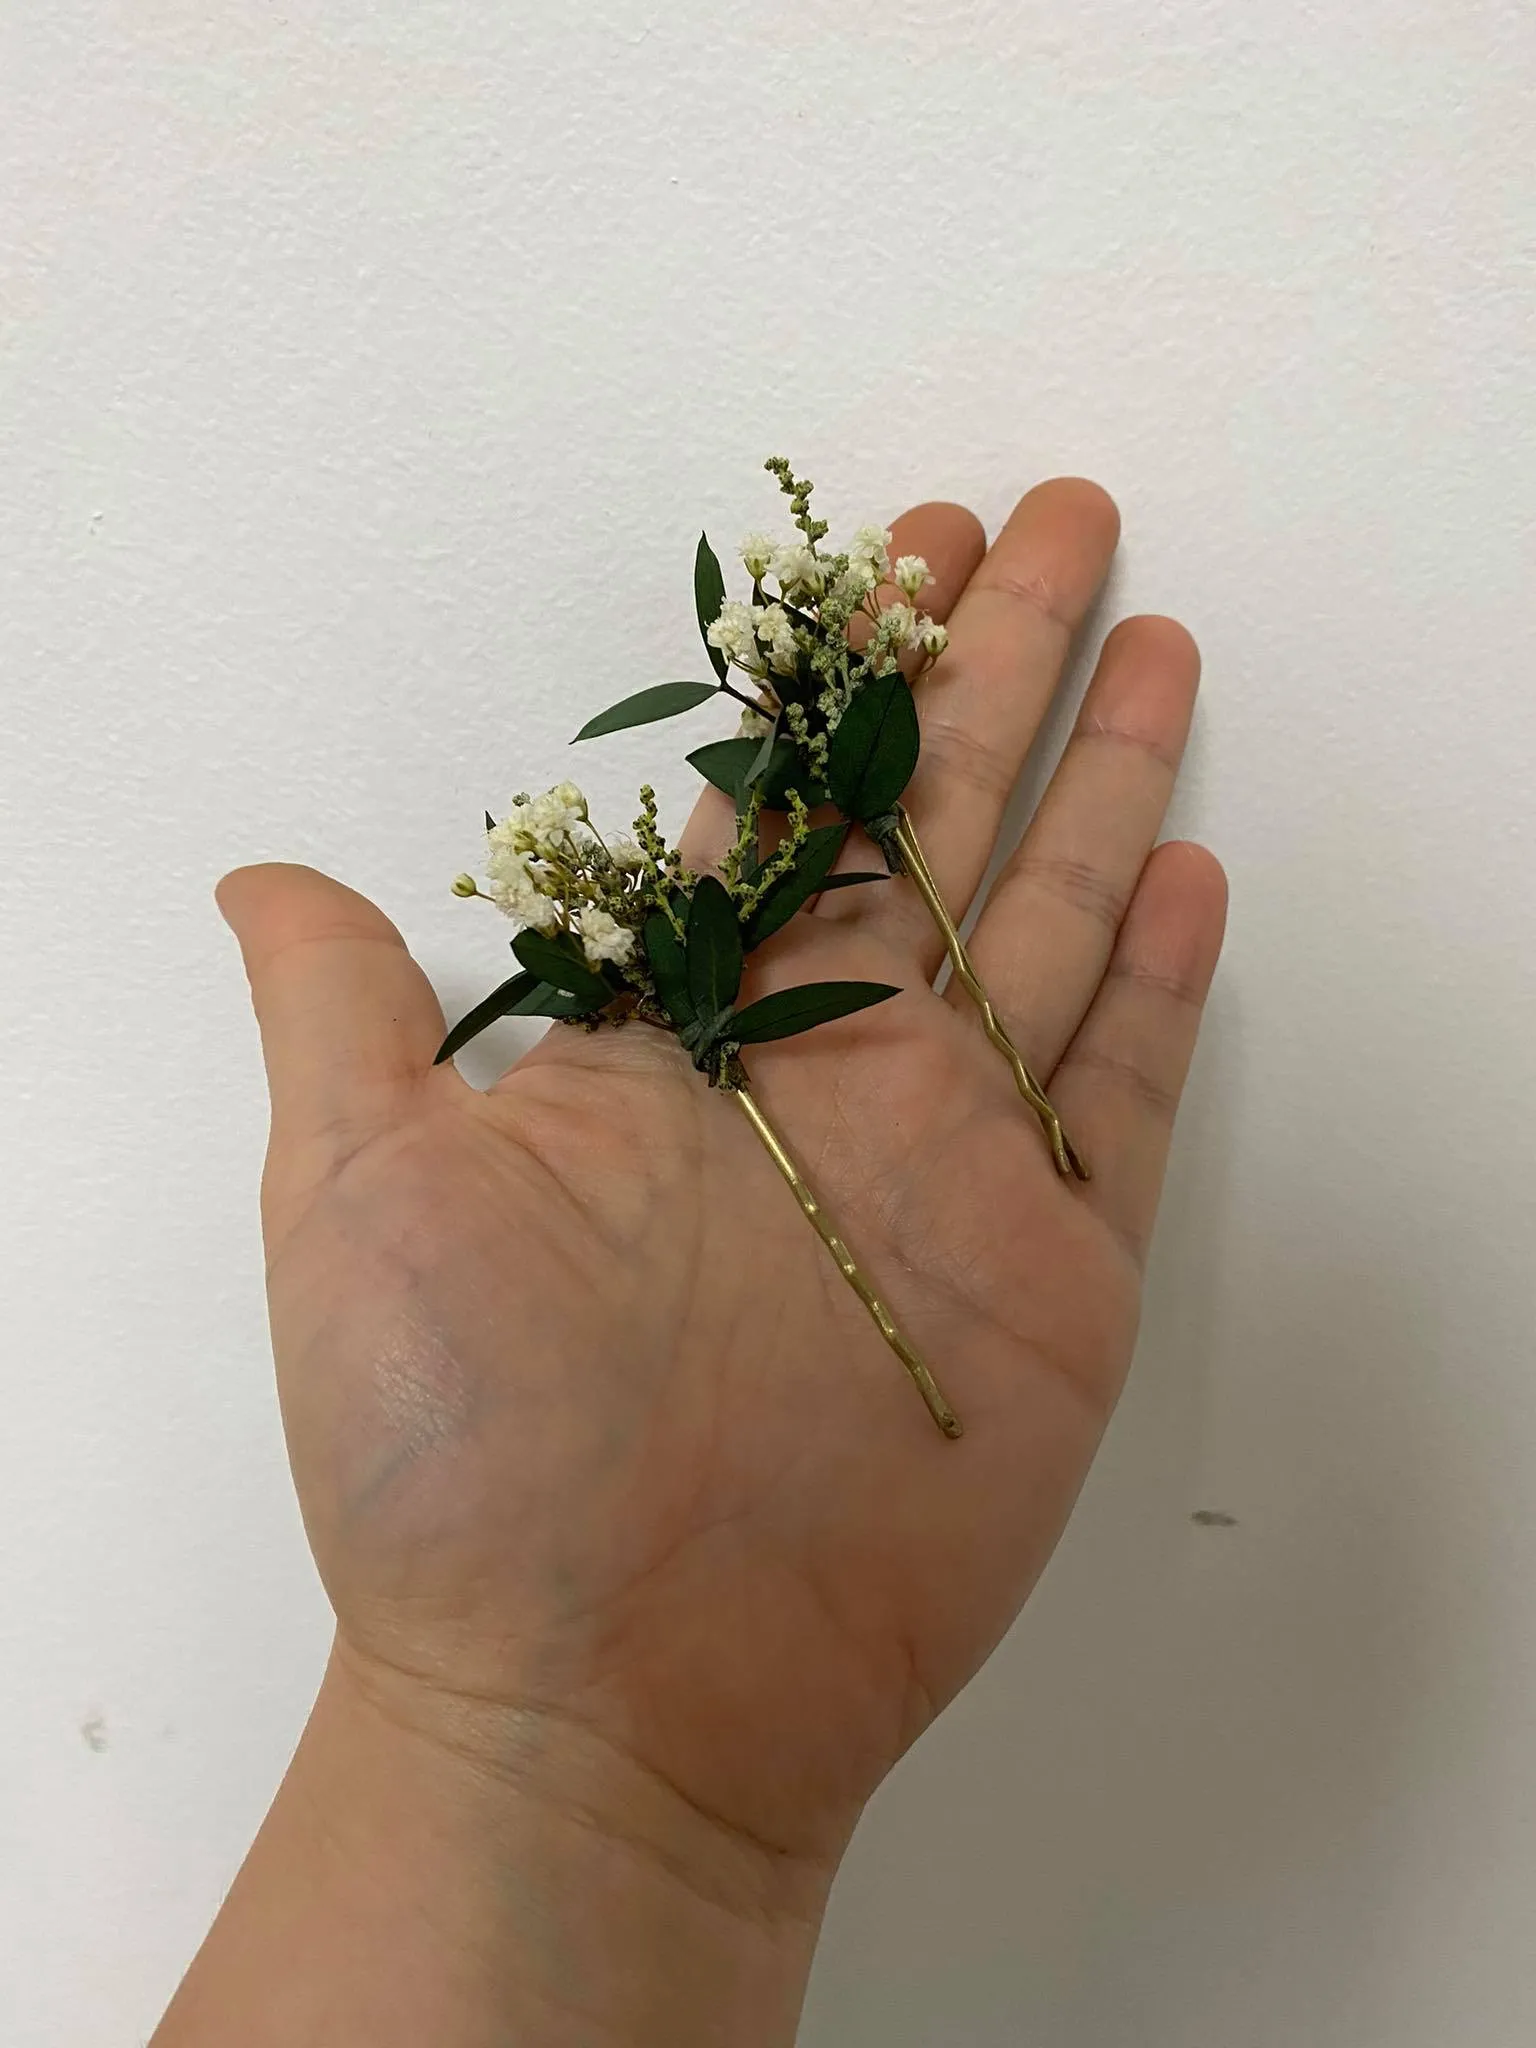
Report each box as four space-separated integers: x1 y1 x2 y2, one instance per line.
3 4 1533 2041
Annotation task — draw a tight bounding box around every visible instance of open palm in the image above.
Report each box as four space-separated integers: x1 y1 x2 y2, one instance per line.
220 479 1226 1884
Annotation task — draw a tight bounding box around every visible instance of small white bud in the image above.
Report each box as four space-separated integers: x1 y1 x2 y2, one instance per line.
893 554 933 600
848 524 893 579
740 532 776 580
770 544 824 598
919 618 950 660
451 873 480 898
881 602 919 649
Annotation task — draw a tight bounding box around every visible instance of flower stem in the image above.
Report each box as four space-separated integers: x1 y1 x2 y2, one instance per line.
892 807 1090 1183
732 1083 963 1440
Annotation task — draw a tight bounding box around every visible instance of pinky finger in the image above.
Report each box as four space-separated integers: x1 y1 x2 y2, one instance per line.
1048 841 1228 1265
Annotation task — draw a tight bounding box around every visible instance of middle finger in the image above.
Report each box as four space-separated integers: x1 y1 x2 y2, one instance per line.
820 476 1121 976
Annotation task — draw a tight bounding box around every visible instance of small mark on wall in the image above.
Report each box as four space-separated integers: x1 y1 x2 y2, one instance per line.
80 1712 108 1752
1191 1509 1239 1527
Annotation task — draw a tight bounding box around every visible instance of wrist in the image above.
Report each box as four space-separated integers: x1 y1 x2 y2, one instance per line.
156 1641 838 2047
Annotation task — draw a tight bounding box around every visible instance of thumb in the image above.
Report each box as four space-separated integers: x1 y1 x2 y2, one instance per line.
216 862 448 1186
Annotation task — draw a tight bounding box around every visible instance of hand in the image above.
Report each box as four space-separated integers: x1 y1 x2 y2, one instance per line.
174 479 1225 2045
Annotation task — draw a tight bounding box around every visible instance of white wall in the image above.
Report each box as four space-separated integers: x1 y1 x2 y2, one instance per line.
2 3 1532 2041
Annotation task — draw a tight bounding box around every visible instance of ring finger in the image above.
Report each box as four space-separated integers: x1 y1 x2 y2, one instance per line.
959 613 1203 1073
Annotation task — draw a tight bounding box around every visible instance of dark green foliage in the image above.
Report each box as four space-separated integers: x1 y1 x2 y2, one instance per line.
730 981 901 1044
684 876 744 1020
744 824 849 948
814 871 888 894
687 736 828 810
511 929 613 1006
825 669 920 823
644 911 693 1026
695 533 729 682
434 972 591 1064
572 680 719 743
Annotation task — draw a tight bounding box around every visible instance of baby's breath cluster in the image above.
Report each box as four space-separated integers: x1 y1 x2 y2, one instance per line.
700 460 950 780
455 780 668 972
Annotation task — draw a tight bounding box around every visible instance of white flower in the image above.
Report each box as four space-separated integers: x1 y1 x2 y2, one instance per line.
881 602 919 649
770 544 824 598
530 782 586 841
485 848 560 930
575 906 636 967
488 803 538 855
755 602 800 676
848 524 893 578
740 532 776 580
836 557 878 598
707 600 759 665
918 617 950 659
736 705 774 740
893 554 933 600
490 782 588 857
606 834 647 871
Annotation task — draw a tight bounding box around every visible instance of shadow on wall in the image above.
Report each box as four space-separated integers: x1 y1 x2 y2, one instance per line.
802 983 1474 2047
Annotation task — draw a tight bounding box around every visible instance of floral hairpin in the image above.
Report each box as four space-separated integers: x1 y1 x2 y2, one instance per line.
436 458 1092 1440
574 457 1088 1181
440 783 962 1437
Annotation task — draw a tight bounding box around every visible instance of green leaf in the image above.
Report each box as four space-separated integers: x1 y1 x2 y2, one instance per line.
510 981 597 1019
687 736 758 797
825 669 920 822
815 870 888 893
743 718 780 790
573 680 719 743
729 980 901 1044
685 875 745 1020
643 911 694 1027
695 532 729 683
686 736 829 812
434 971 538 1063
433 973 590 1063
744 823 849 949
511 928 612 1005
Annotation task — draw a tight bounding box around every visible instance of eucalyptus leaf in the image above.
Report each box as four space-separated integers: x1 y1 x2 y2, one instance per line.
433 970 538 1063
687 736 759 797
511 928 612 1004
825 669 920 822
742 718 781 790
687 736 828 811
730 980 901 1044
510 982 597 1020
744 823 849 948
643 911 694 1027
573 680 719 744
695 532 728 683
814 870 888 893
433 972 590 1063
685 876 745 1020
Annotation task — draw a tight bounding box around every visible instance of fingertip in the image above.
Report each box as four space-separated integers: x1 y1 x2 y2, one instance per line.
214 863 409 959
1036 475 1122 544
1141 839 1230 965
1103 613 1201 680
895 499 987 554
1152 837 1228 900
